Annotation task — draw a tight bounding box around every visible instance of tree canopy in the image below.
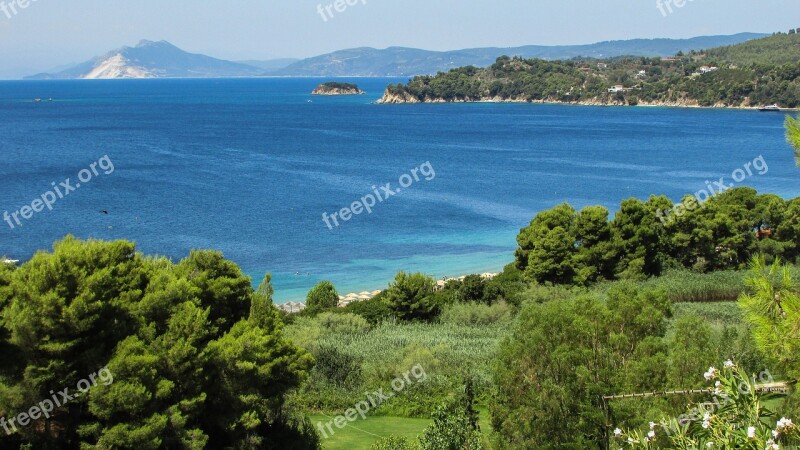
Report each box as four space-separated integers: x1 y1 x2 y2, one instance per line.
0 236 317 450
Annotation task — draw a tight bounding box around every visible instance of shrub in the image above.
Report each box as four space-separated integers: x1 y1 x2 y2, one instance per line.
306 281 339 312
316 312 371 334
385 272 438 321
518 283 578 304
440 301 512 326
311 345 362 388
419 384 483 450
458 275 488 303
344 294 395 324
615 361 800 449
371 435 420 450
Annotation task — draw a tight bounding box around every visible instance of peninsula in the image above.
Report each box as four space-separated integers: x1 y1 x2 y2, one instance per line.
378 32 800 109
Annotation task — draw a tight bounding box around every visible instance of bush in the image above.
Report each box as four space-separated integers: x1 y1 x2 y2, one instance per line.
440 301 512 326
458 275 489 303
344 294 395 324
615 361 800 449
419 384 483 450
306 281 339 312
371 435 420 450
519 283 579 304
312 345 362 388
385 272 438 321
316 312 371 334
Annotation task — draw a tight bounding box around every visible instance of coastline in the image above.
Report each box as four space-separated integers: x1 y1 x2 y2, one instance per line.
376 92 800 111
275 266 505 309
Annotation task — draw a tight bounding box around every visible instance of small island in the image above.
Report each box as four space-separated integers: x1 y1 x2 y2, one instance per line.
311 82 365 95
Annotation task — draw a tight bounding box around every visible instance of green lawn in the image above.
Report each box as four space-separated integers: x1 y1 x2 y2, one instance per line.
309 408 493 449
309 414 431 450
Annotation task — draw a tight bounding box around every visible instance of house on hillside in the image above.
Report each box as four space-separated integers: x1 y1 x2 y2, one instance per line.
597 62 608 69
608 85 630 93
699 66 719 74
635 70 647 79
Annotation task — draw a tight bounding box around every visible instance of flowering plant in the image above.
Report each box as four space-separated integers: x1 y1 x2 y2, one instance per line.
613 361 798 449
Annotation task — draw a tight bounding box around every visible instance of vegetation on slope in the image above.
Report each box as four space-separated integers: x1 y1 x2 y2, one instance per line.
703 32 800 66
383 33 800 107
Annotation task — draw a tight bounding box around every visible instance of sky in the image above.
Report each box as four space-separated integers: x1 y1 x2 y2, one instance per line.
0 0 797 79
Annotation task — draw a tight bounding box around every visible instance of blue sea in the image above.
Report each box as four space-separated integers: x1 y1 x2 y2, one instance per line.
0 78 798 301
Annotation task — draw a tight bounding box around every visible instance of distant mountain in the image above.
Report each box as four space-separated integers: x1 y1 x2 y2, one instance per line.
25 40 264 80
271 33 767 77
24 33 770 80
236 58 300 72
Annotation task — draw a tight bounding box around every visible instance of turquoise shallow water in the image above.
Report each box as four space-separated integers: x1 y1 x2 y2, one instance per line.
0 78 798 301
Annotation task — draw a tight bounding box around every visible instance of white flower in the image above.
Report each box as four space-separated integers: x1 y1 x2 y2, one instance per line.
777 417 793 431
773 429 780 438
648 430 655 439
628 436 635 444
765 439 780 450
715 381 721 387
747 426 756 439
614 428 622 437
706 442 714 449
649 421 656 430
704 412 711 421
704 367 719 380
702 420 711 429
724 360 735 368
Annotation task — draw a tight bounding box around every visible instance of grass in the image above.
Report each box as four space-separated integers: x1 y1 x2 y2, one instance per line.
309 409 493 449
309 414 430 450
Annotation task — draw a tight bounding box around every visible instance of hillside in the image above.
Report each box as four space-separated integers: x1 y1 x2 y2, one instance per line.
702 32 800 66
26 40 264 79
270 33 765 77
379 33 800 108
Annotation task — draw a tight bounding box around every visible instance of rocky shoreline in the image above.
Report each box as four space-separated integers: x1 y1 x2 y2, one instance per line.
312 83 365 95
376 90 790 110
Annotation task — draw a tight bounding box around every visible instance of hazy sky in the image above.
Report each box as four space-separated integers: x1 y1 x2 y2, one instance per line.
0 0 797 78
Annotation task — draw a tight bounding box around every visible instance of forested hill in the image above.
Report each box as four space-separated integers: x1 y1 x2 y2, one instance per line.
705 32 800 66
378 33 800 108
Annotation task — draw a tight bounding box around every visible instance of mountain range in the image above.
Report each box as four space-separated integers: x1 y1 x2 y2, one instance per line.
25 33 768 80
26 40 269 80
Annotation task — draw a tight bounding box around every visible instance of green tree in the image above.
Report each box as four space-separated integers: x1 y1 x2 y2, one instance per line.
739 257 800 380
419 387 483 450
384 272 437 321
667 316 716 389
0 237 317 450
787 114 800 165
305 281 339 312
458 275 488 304
490 286 671 449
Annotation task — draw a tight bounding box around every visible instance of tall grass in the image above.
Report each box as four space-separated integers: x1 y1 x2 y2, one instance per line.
286 318 509 416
